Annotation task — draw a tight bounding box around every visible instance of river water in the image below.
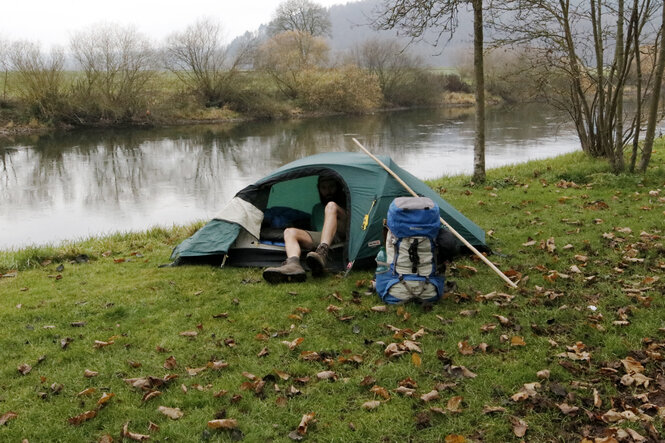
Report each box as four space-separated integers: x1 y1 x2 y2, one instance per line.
0 105 579 250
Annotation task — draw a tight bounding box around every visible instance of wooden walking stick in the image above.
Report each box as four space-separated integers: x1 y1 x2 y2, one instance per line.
352 137 518 289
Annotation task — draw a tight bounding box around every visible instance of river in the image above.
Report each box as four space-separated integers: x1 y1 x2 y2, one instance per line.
0 105 580 250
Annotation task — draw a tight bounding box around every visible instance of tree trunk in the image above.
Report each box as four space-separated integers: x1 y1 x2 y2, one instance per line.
472 0 486 183
629 0 643 172
639 2 665 173
614 0 626 172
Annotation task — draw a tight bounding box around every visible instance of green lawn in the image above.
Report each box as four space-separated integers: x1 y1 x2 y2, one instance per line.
1 146 664 442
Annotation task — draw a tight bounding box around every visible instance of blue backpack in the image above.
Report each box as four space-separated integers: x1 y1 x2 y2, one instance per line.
375 197 445 304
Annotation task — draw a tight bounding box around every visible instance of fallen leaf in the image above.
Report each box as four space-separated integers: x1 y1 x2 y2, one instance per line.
84 369 99 378
458 341 474 355
420 390 440 402
371 306 388 312
297 412 316 435
158 406 183 420
179 331 198 337
316 371 337 381
0 411 18 425
67 410 97 425
510 336 527 347
141 390 162 402
282 337 304 350
362 400 382 410
537 369 550 379
444 435 466 443
17 364 32 375
163 356 177 369
557 402 579 415
446 396 464 413
370 385 390 400
97 392 115 406
122 422 150 441
482 405 506 414
510 416 528 437
208 418 238 429
412 353 422 367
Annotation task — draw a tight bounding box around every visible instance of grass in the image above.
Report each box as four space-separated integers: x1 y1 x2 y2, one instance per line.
1 146 665 442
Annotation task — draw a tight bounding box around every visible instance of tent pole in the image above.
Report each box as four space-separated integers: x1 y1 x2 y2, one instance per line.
352 137 518 289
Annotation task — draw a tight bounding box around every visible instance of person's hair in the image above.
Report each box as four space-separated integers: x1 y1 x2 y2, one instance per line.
317 174 346 208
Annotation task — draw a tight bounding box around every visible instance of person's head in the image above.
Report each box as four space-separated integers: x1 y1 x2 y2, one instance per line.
317 175 342 205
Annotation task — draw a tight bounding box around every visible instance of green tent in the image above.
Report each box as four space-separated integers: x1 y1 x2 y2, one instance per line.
170 152 486 270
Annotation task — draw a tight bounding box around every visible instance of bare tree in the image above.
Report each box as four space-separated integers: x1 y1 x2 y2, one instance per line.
255 31 329 98
0 38 9 101
164 18 251 107
270 0 331 37
269 0 331 65
9 40 67 120
70 24 155 121
352 38 424 102
492 0 662 172
639 1 665 172
375 0 487 182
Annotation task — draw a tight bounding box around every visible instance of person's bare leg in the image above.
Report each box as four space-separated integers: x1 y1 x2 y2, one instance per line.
284 228 314 259
306 203 347 277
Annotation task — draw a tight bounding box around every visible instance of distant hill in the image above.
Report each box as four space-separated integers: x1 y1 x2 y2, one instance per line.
327 0 473 67
229 0 474 68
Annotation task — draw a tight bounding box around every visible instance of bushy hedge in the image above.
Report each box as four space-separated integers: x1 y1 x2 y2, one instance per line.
298 66 382 113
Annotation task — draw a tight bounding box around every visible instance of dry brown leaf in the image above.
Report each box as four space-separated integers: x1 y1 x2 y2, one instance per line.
158 406 184 420
297 412 316 435
0 411 18 426
420 390 440 402
482 405 506 414
370 385 390 400
300 351 320 361
444 435 466 443
371 306 388 312
97 392 115 406
208 361 229 370
93 340 114 348
77 387 96 396
99 434 114 443
67 410 97 425
257 347 269 357
208 418 238 429
593 389 602 408
179 331 198 337
148 421 160 432
186 366 207 376
510 416 528 437
394 386 416 397
557 403 579 415
316 371 337 381
411 353 422 367
536 369 550 379
446 396 464 413
275 370 290 380
142 390 162 402
510 336 526 347
163 356 177 369
122 422 150 441
362 400 382 410
84 369 99 378
621 356 645 374
458 341 474 355
282 337 304 350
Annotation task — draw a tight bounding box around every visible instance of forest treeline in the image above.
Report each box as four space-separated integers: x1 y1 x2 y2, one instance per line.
0 18 481 130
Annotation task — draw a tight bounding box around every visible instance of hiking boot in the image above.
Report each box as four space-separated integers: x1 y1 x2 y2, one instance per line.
306 243 330 277
263 257 306 284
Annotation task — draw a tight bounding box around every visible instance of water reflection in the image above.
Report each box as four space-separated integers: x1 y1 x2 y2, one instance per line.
0 106 579 249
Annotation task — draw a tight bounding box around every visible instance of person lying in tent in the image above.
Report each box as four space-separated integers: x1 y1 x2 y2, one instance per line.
263 175 348 284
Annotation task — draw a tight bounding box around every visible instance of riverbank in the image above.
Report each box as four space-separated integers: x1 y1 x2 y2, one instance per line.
1 148 664 441
0 92 481 139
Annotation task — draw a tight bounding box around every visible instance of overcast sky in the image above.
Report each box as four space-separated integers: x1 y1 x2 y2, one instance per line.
1 0 347 48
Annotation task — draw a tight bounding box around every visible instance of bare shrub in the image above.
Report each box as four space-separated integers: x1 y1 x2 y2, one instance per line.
299 66 381 112
9 41 68 121
254 31 329 98
70 23 156 122
164 18 251 107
